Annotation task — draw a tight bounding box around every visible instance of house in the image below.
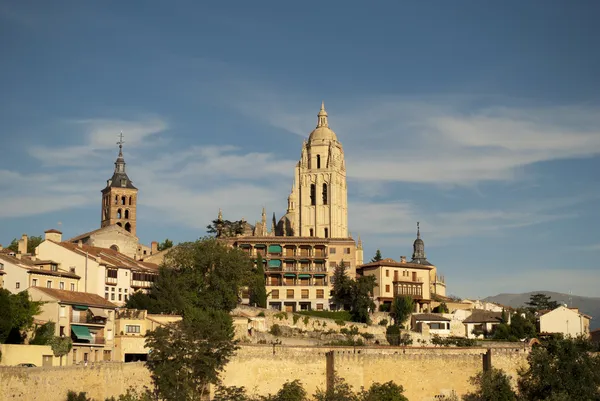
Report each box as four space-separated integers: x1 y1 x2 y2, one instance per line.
29 287 118 365
539 306 591 337
36 230 159 305
463 310 504 339
0 248 80 294
113 309 181 362
411 313 451 336
590 328 600 344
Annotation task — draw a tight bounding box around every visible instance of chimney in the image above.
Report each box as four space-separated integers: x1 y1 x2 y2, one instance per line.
15 253 22 260
400 256 407 263
78 240 83 248
18 234 28 255
151 241 158 254
44 229 63 243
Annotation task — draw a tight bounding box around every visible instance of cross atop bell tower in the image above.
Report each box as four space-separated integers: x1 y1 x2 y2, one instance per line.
101 132 138 236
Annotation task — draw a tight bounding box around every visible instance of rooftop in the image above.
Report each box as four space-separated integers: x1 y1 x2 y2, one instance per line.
52 241 158 272
31 287 117 308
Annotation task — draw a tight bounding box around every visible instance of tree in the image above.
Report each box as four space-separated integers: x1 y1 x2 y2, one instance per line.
330 264 353 310
518 336 600 400
157 239 174 251
526 293 560 312
30 322 56 345
462 368 516 401
313 376 358 401
145 309 237 401
126 238 253 315
358 381 408 401
249 254 267 308
0 289 42 344
51 336 73 366
207 219 245 238
270 380 307 401
7 235 43 254
391 296 414 328
330 264 376 323
433 302 449 313
370 250 382 263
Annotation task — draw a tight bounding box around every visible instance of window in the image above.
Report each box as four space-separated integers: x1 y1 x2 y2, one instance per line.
111 287 115 291
344 247 351 254
46 280 52 288
126 325 141 334
107 269 118 279
0 262 3 270
105 293 109 300
15 282 20 289
70 267 76 273
119 288 122 292
310 184 316 205
309 228 314 237
322 183 328 205
329 247 336 254
329 261 337 268
59 282 65 290
71 283 75 291
124 289 128 293
124 210 129 219
117 209 122 219
316 303 324 311
115 195 118 205
385 285 390 293
129 196 133 206
59 326 65 336
32 278 38 286
51 264 58 272
316 289 324 299
286 289 294 299
118 294 122 301
60 306 66 317
271 290 279 299
301 289 309 299
316 154 321 169
121 196 126 205
324 228 328 238
111 294 115 300
124 295 128 301
386 270 389 277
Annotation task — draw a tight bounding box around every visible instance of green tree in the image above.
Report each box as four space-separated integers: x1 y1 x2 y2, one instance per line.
433 302 449 313
313 376 358 401
249 254 267 308
7 235 43 254
157 239 174 251
145 309 237 401
350 275 377 324
207 219 245 238
66 391 92 401
386 325 401 346
526 293 560 311
269 380 307 401
330 263 353 310
463 368 517 401
50 336 73 366
391 296 414 328
30 322 56 345
370 249 383 263
0 289 42 344
358 381 408 401
518 336 600 400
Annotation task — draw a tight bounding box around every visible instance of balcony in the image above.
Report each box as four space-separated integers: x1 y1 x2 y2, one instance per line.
71 315 106 325
73 336 106 346
105 277 117 285
282 266 327 273
131 280 153 288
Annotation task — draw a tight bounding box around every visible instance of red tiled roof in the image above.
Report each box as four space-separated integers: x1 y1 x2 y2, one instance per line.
31 287 117 308
54 242 159 272
44 229 63 234
0 253 80 279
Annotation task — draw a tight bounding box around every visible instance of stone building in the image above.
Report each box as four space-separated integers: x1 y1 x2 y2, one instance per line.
224 103 363 312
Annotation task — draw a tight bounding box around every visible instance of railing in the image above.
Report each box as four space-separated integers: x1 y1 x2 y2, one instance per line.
281 266 327 273
71 315 106 325
131 280 153 288
74 336 105 345
105 277 117 285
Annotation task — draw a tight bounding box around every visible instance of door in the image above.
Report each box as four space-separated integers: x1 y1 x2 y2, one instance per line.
42 355 53 367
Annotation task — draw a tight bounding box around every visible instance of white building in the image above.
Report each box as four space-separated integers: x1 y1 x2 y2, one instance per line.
539 306 591 338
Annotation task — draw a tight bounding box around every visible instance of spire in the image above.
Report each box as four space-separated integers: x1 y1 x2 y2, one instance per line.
411 221 432 265
218 208 223 221
317 101 328 128
271 212 276 234
417 221 420 239
114 132 126 173
357 235 363 250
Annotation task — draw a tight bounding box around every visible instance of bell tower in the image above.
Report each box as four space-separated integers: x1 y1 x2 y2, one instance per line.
101 133 138 236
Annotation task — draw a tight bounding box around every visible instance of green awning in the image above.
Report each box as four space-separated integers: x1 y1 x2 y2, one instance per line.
299 259 310 263
239 244 252 248
254 244 266 248
284 273 296 278
314 260 325 263
72 305 88 311
314 274 326 277
298 274 311 278
71 325 92 342
268 260 282 267
268 245 282 253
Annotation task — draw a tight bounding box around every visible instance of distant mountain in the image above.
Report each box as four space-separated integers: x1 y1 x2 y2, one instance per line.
484 291 600 331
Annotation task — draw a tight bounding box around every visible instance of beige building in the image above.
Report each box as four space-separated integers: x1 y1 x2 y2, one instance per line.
36 230 159 306
113 309 181 362
223 104 363 312
29 287 118 365
0 247 80 294
539 306 591 337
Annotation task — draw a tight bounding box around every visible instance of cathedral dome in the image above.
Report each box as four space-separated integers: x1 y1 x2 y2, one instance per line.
309 102 338 142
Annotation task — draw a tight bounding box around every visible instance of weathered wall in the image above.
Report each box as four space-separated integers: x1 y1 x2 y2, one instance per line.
0 362 151 401
0 344 60 367
220 345 529 401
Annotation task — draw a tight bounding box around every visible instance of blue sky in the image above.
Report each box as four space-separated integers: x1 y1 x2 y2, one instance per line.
1 1 599 298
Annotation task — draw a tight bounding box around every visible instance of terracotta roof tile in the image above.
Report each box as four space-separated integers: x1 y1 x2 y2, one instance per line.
31 287 117 308
55 242 159 272
0 253 80 279
463 310 503 324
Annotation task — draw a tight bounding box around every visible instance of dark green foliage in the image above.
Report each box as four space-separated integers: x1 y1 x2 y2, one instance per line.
518 336 600 401
463 368 517 401
157 239 174 251
296 310 352 321
314 376 358 401
125 238 252 315
493 310 537 341
269 380 308 401
331 264 353 310
431 335 476 347
378 304 390 312
0 289 42 344
30 322 55 345
207 218 245 238
269 324 282 336
526 293 559 312
104 388 154 401
358 381 408 401
7 235 43 254
249 254 267 308
50 336 73 366
378 319 388 326
370 249 382 262
145 309 237 401
391 296 414 327
432 302 449 313
386 325 401 345
330 265 376 324
66 391 92 401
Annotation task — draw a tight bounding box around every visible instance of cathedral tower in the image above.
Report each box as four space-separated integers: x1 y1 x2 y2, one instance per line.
286 102 348 238
101 133 138 235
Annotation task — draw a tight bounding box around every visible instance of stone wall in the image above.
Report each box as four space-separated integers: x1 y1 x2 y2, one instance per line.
0 362 152 401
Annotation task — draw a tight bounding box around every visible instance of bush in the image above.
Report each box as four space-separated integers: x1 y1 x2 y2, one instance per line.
431 335 476 347
269 324 282 336
297 310 352 321
360 332 375 340
66 392 92 401
335 319 346 326
386 325 401 346
378 304 390 312
257 312 265 317
379 319 388 326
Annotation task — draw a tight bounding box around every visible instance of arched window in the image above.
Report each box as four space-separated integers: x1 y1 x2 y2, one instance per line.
322 183 328 205
317 155 321 169
129 196 133 206
110 245 119 252
115 195 118 205
125 209 130 219
309 228 314 237
310 184 316 205
324 228 329 238
117 209 122 219
121 196 126 205
125 222 131 233
116 222 122 227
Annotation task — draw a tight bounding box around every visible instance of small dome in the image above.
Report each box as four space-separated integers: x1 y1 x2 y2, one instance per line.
309 126 338 141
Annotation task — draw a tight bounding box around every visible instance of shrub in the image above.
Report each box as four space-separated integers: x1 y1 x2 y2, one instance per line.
378 304 390 312
360 332 375 340
270 324 282 336
257 312 265 317
66 392 92 401
293 314 300 325
378 319 388 326
386 325 401 346
273 312 288 321
296 310 352 321
335 319 346 326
